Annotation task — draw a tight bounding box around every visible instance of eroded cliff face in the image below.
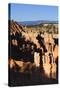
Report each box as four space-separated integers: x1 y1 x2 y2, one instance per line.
8 20 58 80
